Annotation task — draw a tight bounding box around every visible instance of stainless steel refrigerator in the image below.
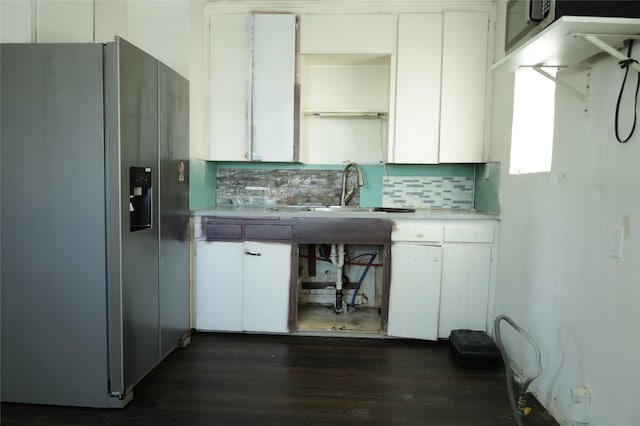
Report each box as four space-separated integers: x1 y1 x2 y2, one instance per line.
0 38 190 408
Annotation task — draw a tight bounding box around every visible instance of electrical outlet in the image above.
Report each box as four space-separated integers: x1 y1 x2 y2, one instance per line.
610 225 624 259
570 386 591 423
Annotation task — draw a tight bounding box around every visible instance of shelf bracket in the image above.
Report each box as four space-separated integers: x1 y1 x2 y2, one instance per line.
578 34 640 74
528 65 590 104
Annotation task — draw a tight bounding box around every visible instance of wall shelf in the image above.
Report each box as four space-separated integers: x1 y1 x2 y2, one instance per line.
492 16 640 72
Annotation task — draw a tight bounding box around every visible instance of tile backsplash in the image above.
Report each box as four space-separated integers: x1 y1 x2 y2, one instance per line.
216 168 360 206
217 168 475 209
382 176 474 209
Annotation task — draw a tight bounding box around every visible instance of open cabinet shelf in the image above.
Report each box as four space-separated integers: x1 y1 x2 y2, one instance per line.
303 111 387 118
299 53 391 164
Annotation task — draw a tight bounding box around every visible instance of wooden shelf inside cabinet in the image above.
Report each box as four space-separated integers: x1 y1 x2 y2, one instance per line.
492 16 640 72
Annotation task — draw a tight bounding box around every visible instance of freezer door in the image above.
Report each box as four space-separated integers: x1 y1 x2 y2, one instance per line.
0 43 111 406
105 37 161 398
158 63 191 358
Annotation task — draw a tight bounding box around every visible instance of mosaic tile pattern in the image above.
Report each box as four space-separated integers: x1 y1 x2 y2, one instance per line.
382 176 474 209
216 168 360 206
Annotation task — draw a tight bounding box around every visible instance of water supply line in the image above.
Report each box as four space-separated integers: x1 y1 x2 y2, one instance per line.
494 315 543 426
329 244 345 313
348 252 377 311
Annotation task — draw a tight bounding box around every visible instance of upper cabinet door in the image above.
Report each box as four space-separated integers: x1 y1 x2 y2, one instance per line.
209 14 251 161
392 14 443 164
300 14 394 54
390 11 489 165
251 14 297 162
209 13 296 162
439 11 489 163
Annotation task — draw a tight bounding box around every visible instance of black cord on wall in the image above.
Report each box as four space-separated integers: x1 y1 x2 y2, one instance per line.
615 40 640 143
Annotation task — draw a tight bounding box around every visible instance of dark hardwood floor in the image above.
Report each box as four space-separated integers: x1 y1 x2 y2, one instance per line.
1 333 559 425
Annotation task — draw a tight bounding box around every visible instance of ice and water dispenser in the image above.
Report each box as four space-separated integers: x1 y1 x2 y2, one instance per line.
129 167 152 232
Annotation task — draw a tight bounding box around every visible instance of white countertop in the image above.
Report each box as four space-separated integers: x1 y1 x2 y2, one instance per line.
191 205 499 221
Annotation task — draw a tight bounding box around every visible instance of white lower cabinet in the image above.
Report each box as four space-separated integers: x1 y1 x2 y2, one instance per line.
387 243 442 340
196 241 244 331
241 241 291 333
195 240 291 333
388 220 497 340
438 245 492 338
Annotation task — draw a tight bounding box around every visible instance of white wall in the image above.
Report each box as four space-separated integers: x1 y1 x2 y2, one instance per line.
0 0 36 42
0 0 190 77
38 0 94 42
491 3 640 425
121 0 190 77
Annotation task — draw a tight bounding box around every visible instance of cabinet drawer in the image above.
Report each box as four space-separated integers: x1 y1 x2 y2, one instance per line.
392 222 442 243
203 223 243 240
245 224 293 241
444 226 494 243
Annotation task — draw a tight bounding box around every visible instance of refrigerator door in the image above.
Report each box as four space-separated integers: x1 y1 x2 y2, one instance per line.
158 63 191 358
105 37 161 399
0 43 111 406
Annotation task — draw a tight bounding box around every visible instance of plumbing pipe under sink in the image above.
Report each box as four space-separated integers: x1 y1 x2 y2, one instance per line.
329 244 345 313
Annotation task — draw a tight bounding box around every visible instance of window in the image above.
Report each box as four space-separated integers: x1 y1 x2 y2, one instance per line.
509 68 557 174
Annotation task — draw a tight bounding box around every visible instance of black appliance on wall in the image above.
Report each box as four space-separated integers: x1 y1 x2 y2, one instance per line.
505 0 640 54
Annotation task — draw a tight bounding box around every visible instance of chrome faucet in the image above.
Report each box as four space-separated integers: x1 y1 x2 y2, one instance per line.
340 162 365 206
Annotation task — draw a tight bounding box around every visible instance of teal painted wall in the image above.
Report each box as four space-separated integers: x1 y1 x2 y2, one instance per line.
189 159 217 210
474 162 501 214
191 161 476 209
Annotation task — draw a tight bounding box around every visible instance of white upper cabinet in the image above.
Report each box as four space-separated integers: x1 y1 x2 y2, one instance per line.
392 13 443 164
299 54 390 164
203 5 492 165
208 13 297 162
299 14 394 54
298 13 393 164
209 14 251 161
390 11 490 164
439 11 489 163
251 14 297 162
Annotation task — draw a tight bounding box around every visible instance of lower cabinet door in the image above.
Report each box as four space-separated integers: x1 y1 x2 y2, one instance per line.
242 241 292 333
195 241 244 331
438 245 492 338
387 243 442 340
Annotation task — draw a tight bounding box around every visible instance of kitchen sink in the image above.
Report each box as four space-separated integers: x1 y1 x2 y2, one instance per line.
304 206 376 212
264 206 416 214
